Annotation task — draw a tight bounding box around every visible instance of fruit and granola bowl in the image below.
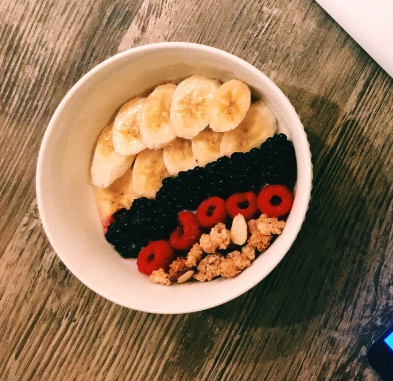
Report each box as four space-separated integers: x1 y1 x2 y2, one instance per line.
36 43 312 313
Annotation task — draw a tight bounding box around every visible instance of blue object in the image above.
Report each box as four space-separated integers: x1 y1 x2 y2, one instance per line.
384 332 393 349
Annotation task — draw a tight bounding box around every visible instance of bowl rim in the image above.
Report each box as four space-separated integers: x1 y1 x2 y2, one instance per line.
36 42 312 313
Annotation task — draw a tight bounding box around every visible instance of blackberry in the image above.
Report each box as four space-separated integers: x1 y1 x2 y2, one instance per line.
149 210 177 240
105 209 148 258
162 176 177 187
135 199 177 238
155 185 174 204
190 167 210 195
110 233 148 259
160 167 210 211
211 177 232 199
205 166 226 197
230 172 253 193
230 151 245 164
183 186 206 209
111 208 132 225
132 197 155 212
106 196 178 257
249 147 260 158
258 135 297 190
177 170 192 182
264 168 285 185
204 160 216 173
215 156 231 172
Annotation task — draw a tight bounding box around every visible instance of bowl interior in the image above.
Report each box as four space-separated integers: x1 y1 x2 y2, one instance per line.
37 43 311 313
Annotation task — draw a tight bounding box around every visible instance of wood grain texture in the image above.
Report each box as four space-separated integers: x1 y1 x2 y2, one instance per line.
1 0 393 380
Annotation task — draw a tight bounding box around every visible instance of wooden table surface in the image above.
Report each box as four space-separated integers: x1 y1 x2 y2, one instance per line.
1 0 393 380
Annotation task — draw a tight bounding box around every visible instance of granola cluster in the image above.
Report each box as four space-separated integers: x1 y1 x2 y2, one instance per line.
200 223 231 253
150 214 286 286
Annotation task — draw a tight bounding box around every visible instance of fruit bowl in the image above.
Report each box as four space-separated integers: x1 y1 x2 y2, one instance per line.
36 42 312 314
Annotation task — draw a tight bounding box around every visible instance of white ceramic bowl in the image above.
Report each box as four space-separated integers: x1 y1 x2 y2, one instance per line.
36 42 312 314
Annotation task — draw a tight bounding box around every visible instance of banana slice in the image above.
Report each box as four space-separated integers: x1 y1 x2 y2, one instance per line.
170 75 220 139
220 101 277 156
91 123 135 188
140 84 177 149
163 138 197 175
191 128 224 167
132 149 170 198
93 168 137 227
207 79 251 132
112 97 147 156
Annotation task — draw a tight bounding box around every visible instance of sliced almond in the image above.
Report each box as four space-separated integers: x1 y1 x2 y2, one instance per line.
231 214 248 245
177 270 195 284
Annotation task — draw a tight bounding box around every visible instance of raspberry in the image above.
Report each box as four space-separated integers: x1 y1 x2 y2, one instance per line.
225 191 258 220
196 196 227 228
257 184 294 217
169 211 202 251
137 240 175 275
